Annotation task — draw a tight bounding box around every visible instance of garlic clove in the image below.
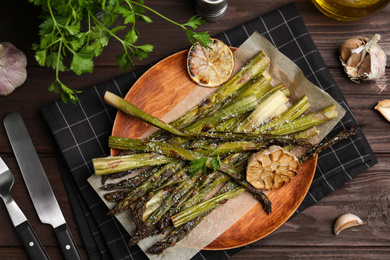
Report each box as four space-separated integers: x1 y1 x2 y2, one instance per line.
339 37 365 64
375 100 390 122
333 213 365 235
361 43 387 81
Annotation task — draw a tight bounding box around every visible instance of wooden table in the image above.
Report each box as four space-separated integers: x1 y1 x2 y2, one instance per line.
1 1 389 259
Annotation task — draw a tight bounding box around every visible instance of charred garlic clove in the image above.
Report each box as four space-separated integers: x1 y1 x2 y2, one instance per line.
339 34 387 83
375 100 390 122
246 145 299 190
333 213 365 235
0 42 27 96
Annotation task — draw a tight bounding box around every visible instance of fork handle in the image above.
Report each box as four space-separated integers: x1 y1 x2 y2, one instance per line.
15 220 50 260
3 196 50 260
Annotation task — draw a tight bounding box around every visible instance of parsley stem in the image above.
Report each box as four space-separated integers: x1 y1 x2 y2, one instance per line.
47 0 58 35
86 11 92 45
44 38 61 50
55 39 63 81
127 1 182 27
47 0 76 56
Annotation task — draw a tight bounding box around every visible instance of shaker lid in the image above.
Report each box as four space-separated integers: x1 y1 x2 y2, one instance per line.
196 0 228 13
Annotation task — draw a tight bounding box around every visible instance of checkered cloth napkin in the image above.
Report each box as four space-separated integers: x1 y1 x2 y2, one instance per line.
41 3 377 260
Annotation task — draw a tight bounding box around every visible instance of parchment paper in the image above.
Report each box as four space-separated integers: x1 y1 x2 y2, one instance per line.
88 32 345 260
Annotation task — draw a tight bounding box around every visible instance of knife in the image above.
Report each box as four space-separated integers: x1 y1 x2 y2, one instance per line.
3 112 82 260
0 157 50 260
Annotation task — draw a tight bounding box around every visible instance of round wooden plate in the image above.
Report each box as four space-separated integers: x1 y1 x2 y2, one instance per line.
111 49 318 250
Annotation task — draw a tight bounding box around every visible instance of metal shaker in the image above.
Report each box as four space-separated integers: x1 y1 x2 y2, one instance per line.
195 0 228 22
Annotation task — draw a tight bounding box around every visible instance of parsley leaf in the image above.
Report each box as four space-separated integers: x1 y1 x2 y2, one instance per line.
189 145 222 177
182 16 212 47
189 157 208 177
182 15 206 29
35 49 46 67
70 53 94 75
211 153 221 171
125 28 139 44
134 44 154 59
116 52 134 71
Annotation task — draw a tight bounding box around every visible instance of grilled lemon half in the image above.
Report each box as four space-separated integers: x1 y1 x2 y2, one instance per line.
187 38 234 88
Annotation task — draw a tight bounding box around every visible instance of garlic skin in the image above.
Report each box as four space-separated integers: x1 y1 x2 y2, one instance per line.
0 42 27 96
333 213 365 235
375 100 390 122
339 34 387 83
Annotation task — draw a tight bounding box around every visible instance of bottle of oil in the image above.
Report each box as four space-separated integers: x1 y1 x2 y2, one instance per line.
311 0 390 21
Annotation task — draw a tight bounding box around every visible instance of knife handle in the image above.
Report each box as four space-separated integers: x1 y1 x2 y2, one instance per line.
15 221 50 260
54 223 82 260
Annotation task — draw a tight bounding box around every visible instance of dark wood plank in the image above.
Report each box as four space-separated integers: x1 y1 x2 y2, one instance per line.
231 247 390 259
0 246 88 260
0 0 389 259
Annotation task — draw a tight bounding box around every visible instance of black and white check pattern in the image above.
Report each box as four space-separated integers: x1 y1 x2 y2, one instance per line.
41 4 377 260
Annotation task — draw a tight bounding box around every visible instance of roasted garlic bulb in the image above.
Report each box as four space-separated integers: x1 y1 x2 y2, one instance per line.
246 145 299 190
339 34 387 83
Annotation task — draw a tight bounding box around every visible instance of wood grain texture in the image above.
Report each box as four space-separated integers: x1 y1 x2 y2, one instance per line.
231 247 390 259
0 246 89 260
0 0 389 259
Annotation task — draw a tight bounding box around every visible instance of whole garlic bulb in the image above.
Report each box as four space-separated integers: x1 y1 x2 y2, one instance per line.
339 34 387 83
246 145 299 190
0 42 27 96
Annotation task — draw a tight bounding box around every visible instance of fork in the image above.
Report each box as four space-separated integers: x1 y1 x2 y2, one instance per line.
0 157 50 260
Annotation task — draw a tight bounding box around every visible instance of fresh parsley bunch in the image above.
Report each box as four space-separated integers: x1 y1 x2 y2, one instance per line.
28 0 211 103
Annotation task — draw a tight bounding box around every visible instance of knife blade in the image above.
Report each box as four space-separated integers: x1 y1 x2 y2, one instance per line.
3 112 82 260
0 157 50 260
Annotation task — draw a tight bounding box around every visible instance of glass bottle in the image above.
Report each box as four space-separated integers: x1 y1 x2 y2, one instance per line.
311 0 390 21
